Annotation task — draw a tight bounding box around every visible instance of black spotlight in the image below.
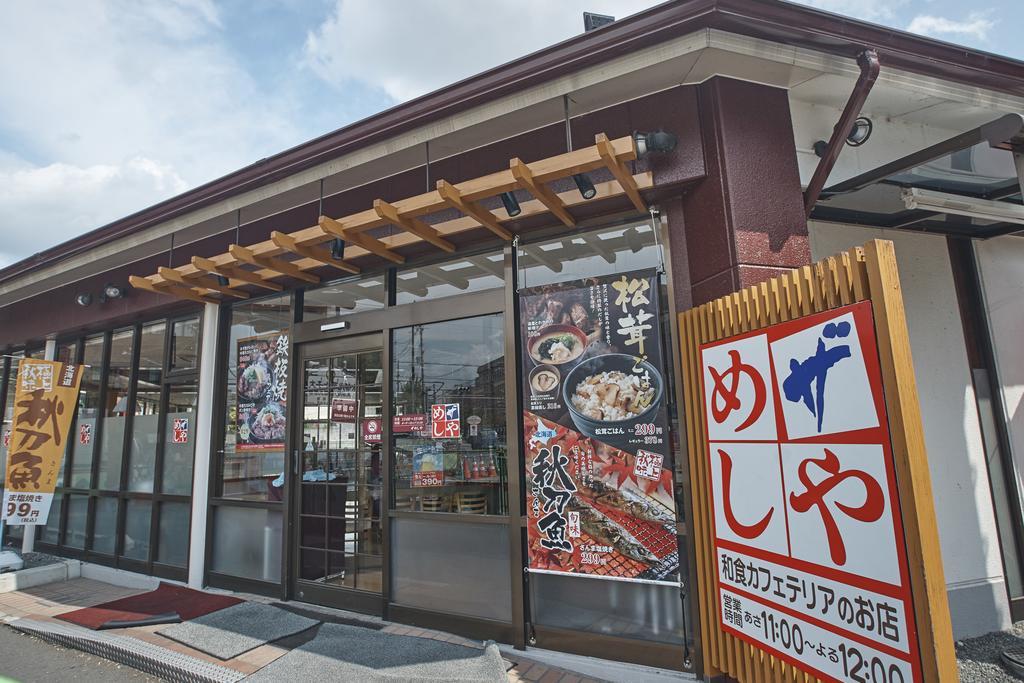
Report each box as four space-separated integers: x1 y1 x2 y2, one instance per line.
330 237 346 260
634 130 678 156
845 116 873 147
573 173 597 200
75 293 93 307
215 275 230 287
500 191 522 217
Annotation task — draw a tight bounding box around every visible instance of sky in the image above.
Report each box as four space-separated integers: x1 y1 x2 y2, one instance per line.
0 0 1021 269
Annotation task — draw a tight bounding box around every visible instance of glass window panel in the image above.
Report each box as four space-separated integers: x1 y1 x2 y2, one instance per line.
302 277 385 321
64 495 88 549
162 383 198 495
391 314 507 515
157 501 190 567
41 495 62 545
127 323 164 492
211 506 282 583
529 572 684 644
518 223 661 289
98 329 134 490
219 296 290 501
391 517 511 621
92 497 118 555
121 498 152 561
170 317 200 371
0 352 24 496
395 251 504 304
69 336 104 488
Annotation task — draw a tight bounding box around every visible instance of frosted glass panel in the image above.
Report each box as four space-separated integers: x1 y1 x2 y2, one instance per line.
127 414 159 492
64 495 88 549
122 499 152 561
391 518 511 622
157 502 190 567
211 506 282 583
92 497 118 555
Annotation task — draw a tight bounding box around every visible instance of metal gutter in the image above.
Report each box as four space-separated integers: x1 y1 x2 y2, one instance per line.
2 0 1023 284
803 49 880 216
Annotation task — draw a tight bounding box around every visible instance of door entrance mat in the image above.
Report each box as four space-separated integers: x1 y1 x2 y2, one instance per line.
57 582 242 630
271 602 384 630
158 602 321 660
8 619 245 683
245 623 507 682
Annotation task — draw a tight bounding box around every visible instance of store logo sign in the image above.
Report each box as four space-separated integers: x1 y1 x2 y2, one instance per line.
431 403 461 439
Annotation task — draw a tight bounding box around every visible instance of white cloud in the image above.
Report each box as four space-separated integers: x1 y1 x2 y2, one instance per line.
907 12 995 41
0 0 304 268
793 0 908 22
303 0 660 102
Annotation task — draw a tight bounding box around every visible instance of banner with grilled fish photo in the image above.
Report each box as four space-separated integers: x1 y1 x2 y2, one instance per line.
520 269 679 585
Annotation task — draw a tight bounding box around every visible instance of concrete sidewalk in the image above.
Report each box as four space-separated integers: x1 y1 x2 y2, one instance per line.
0 578 602 682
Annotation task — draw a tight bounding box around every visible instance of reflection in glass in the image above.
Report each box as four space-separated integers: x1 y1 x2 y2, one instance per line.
395 251 504 304
220 296 289 501
41 495 62 545
128 323 165 492
122 499 152 561
302 277 385 320
391 314 507 515
518 222 661 289
69 336 104 488
98 329 134 490
297 348 383 593
0 352 24 496
170 317 200 370
64 495 88 549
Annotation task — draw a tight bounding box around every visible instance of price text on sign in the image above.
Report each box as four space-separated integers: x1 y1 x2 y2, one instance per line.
2 359 83 525
699 302 921 682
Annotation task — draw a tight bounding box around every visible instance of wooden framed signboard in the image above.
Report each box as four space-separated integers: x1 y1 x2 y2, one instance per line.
679 241 956 682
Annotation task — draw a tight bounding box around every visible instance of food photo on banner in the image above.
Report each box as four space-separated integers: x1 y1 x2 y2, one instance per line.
236 331 289 451
520 268 679 584
2 359 83 525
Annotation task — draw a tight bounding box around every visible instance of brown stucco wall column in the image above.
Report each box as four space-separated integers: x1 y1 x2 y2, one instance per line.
680 77 810 306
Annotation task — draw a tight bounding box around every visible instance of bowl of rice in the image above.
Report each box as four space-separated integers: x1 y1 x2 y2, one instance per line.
562 353 663 440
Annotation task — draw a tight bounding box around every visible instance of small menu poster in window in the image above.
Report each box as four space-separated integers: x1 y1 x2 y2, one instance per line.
412 444 445 487
519 269 679 585
236 331 288 451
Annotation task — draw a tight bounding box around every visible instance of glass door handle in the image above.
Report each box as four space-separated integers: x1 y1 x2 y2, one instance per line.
293 449 300 477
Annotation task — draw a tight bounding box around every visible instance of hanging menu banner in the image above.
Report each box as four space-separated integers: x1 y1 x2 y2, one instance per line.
236 331 289 451
520 269 679 585
699 301 921 682
2 359 83 525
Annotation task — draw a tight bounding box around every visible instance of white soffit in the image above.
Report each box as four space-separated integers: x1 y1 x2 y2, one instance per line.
4 28 1023 303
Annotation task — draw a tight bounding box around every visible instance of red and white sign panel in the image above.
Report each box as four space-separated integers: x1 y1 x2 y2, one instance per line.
699 302 920 683
431 403 461 439
362 418 383 443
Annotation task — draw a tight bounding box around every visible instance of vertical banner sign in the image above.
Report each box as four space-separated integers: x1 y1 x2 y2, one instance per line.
700 301 921 682
2 359 82 525
520 269 679 584
236 332 289 451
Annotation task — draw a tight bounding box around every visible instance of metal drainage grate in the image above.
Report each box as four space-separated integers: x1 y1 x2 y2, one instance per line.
8 618 246 683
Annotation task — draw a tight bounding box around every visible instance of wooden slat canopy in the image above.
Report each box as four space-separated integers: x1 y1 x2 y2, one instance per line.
134 133 652 302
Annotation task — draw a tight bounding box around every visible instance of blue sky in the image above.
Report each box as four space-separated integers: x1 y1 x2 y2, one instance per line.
0 0 1021 268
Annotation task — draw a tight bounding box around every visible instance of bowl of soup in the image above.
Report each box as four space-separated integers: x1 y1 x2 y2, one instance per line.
528 364 560 398
526 324 587 367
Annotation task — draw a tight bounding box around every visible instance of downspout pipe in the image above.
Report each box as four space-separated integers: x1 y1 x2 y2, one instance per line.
803 49 881 217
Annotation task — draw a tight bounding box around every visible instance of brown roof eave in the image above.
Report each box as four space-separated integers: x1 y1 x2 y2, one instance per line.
2 0 1022 285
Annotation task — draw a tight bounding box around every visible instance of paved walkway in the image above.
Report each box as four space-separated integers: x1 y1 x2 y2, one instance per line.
0 578 601 682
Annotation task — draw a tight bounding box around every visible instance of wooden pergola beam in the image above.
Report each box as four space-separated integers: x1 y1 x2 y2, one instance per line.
510 158 575 227
373 199 455 253
129 275 217 304
229 245 320 284
595 133 646 213
435 180 513 241
158 267 249 299
319 216 406 264
271 231 360 275
191 256 285 292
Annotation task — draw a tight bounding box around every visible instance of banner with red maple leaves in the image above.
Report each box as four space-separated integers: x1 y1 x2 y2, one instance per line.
520 270 679 584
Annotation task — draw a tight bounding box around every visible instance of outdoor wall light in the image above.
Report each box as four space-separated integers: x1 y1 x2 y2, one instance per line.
573 173 597 199
75 292 93 307
845 116 873 147
330 237 346 260
100 283 127 302
634 130 678 157
500 191 522 217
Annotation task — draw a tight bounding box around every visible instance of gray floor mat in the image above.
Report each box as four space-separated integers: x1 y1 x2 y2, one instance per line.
158 602 320 660
244 623 507 682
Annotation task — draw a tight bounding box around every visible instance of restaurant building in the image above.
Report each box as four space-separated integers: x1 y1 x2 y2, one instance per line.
1 0 1023 676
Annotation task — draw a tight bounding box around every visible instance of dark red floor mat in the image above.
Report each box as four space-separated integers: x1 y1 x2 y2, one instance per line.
57 581 243 630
